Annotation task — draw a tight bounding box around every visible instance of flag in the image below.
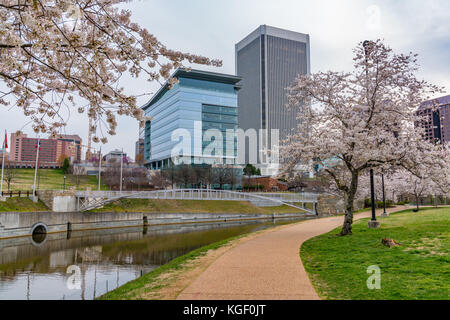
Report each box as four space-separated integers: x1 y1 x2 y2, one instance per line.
3 130 7 149
36 140 41 151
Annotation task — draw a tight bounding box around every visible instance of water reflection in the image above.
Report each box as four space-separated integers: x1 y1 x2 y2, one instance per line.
0 218 305 300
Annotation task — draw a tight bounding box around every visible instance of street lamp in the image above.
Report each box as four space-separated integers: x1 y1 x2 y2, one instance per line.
63 175 66 190
363 40 380 229
381 170 388 217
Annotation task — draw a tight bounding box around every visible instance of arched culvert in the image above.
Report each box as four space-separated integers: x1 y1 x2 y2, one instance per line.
30 223 48 245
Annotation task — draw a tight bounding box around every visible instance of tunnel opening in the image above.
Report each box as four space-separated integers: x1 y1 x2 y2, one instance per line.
32 225 47 235
31 224 47 244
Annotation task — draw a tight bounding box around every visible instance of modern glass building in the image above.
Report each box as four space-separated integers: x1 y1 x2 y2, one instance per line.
235 25 311 169
141 68 242 169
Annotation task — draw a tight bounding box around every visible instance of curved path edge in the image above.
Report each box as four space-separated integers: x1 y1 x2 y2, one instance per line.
176 206 410 300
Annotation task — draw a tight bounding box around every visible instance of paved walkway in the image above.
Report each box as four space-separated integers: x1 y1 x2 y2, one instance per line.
177 206 408 300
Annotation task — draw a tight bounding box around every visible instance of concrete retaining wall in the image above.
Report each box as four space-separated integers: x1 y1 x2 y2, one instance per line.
36 190 77 212
0 211 313 239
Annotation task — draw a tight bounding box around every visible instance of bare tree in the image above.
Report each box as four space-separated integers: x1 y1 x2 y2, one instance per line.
212 166 232 190
175 164 195 188
161 165 177 189
70 165 85 189
151 170 169 189
228 166 239 190
3 161 16 192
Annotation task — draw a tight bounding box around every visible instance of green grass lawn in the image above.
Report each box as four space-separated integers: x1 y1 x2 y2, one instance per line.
0 197 49 212
300 207 450 300
4 168 108 191
90 198 306 214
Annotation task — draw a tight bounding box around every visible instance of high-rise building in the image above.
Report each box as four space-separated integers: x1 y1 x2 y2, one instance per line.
235 25 310 171
416 95 450 145
9 133 82 168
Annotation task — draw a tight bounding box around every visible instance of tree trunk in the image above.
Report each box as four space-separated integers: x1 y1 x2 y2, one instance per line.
340 173 358 236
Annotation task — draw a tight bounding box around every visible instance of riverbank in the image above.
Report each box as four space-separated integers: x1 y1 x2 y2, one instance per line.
301 206 450 300
99 219 303 300
0 198 48 212
89 198 311 214
101 207 409 300
1 219 291 299
0 209 312 239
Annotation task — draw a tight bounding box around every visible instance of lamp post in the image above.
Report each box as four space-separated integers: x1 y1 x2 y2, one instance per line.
363 40 380 229
63 175 66 190
381 170 388 217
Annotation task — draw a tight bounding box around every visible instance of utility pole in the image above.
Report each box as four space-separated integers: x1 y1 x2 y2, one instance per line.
0 130 6 201
98 147 102 191
120 148 123 193
33 138 40 202
363 40 380 229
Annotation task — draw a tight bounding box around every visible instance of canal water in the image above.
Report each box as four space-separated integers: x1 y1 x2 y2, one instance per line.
0 218 305 300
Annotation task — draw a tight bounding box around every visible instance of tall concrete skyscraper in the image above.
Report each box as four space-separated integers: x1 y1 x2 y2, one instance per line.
235 25 310 172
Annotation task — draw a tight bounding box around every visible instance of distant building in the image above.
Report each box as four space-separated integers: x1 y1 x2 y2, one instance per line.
135 138 144 161
242 175 288 192
73 161 141 176
104 149 127 163
9 133 82 168
235 25 311 173
141 68 241 169
417 95 450 144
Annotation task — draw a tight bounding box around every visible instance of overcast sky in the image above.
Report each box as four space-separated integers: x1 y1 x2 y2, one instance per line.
2 0 449 159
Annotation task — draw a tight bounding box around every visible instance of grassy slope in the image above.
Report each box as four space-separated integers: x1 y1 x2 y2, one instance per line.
301 207 450 300
5 168 108 191
89 198 306 214
0 197 48 212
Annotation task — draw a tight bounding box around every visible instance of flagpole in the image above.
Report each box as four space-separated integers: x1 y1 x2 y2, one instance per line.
120 148 123 194
0 137 5 201
33 138 40 202
98 147 101 191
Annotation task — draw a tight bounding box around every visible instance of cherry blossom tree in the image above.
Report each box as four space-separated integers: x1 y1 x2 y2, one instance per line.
284 39 447 235
0 0 221 140
385 169 443 211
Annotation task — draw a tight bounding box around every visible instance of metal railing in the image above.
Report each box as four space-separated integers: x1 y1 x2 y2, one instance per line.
76 189 318 213
76 189 318 202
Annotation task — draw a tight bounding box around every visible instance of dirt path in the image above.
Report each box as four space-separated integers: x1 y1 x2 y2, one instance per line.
176 206 409 300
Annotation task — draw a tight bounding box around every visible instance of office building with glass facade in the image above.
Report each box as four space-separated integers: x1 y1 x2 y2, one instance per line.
142 68 241 169
235 25 311 172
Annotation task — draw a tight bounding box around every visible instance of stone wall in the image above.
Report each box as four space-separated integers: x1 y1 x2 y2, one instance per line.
36 190 77 212
317 194 364 216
